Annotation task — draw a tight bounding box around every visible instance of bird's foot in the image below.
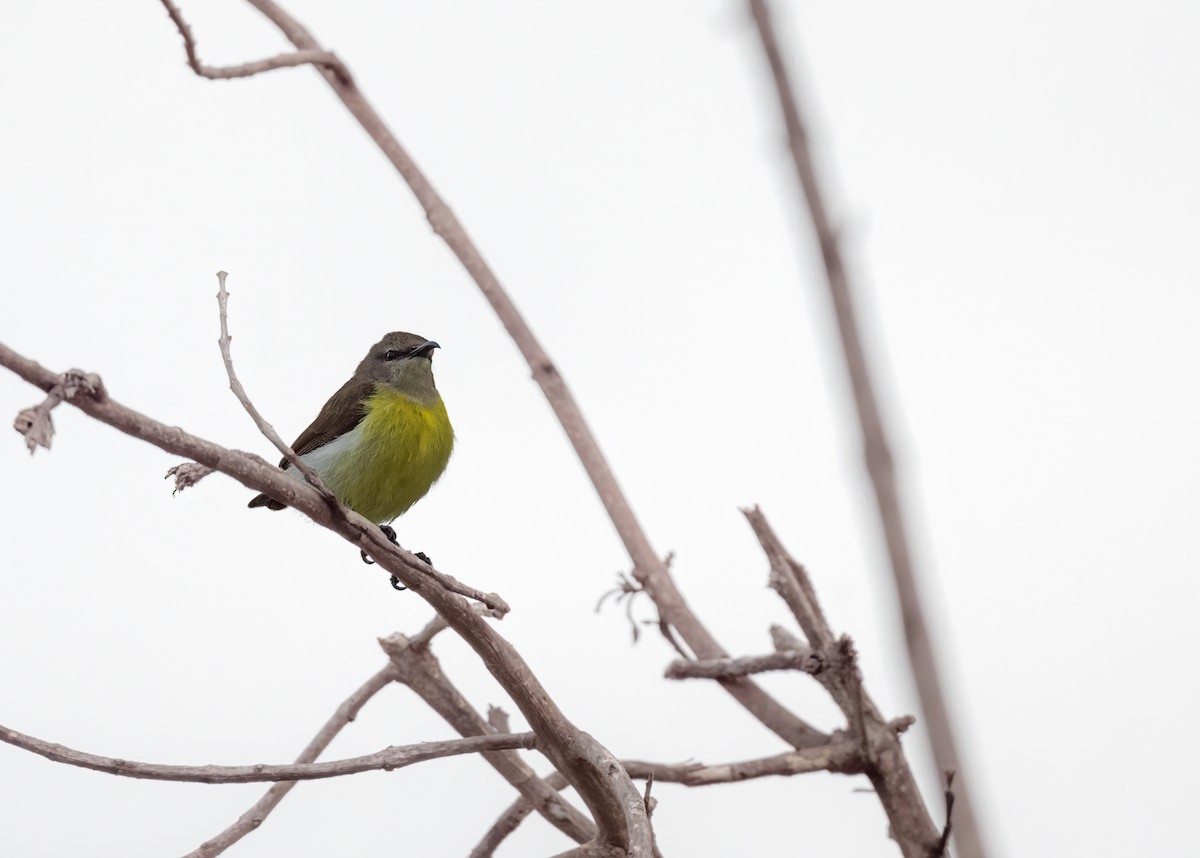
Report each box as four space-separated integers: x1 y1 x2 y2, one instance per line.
358 525 425 592
360 524 401 566
392 551 431 591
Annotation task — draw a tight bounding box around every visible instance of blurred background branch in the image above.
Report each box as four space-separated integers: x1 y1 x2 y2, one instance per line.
747 1 985 855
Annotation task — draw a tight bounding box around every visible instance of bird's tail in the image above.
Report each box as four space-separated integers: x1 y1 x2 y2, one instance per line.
248 493 287 511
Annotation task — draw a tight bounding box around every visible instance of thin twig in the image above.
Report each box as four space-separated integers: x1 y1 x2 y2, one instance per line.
214 271 332 502
744 505 833 649
0 721 535 783
643 773 659 855
936 769 957 857
664 650 820 680
186 665 395 858
158 0 348 83
743 506 941 858
745 2 984 857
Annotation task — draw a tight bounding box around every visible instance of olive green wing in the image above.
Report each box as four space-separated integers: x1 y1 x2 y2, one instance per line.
247 376 375 510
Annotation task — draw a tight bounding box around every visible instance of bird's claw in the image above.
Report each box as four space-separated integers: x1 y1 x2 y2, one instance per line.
392 551 431 591
361 523 401 566
361 526 429 592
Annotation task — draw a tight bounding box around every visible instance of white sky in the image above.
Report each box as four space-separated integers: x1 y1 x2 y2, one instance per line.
2 2 1198 856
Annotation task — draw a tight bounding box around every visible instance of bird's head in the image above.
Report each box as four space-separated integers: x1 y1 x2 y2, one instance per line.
358 331 441 401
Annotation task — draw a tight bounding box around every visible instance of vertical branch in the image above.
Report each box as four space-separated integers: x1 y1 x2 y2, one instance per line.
745 508 941 858
745 2 987 857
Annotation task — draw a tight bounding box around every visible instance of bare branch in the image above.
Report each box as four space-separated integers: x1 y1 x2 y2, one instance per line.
642 772 656 815
1 340 643 854
741 507 941 858
471 737 899 858
0 720 535 783
185 666 395 858
214 271 334 504
745 2 985 856
642 774 659 856
936 769 957 857
664 649 820 680
157 0 347 82
744 506 834 648
379 632 598 847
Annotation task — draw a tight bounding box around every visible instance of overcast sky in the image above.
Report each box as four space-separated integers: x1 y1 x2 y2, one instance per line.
2 2 1198 856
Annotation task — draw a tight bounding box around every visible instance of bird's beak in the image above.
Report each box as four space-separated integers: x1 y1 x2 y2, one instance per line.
413 340 440 358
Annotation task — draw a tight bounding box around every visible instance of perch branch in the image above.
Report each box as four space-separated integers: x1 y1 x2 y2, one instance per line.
0 721 535 783
185 665 395 858
0 341 647 856
746 2 985 857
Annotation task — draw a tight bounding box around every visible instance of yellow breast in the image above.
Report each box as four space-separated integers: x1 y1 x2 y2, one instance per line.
314 387 454 524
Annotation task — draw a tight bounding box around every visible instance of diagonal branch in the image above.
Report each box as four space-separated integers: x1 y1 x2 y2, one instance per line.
0 341 648 856
215 271 333 503
743 507 940 858
745 2 986 857
158 0 347 82
379 631 598 848
0 721 536 783
185 665 396 858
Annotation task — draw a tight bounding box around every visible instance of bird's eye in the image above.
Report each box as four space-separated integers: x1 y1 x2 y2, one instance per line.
383 349 401 361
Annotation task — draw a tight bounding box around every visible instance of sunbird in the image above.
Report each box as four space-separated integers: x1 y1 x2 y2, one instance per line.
249 332 454 576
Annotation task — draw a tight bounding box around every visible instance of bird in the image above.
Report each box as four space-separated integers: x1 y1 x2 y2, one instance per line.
249 332 454 580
